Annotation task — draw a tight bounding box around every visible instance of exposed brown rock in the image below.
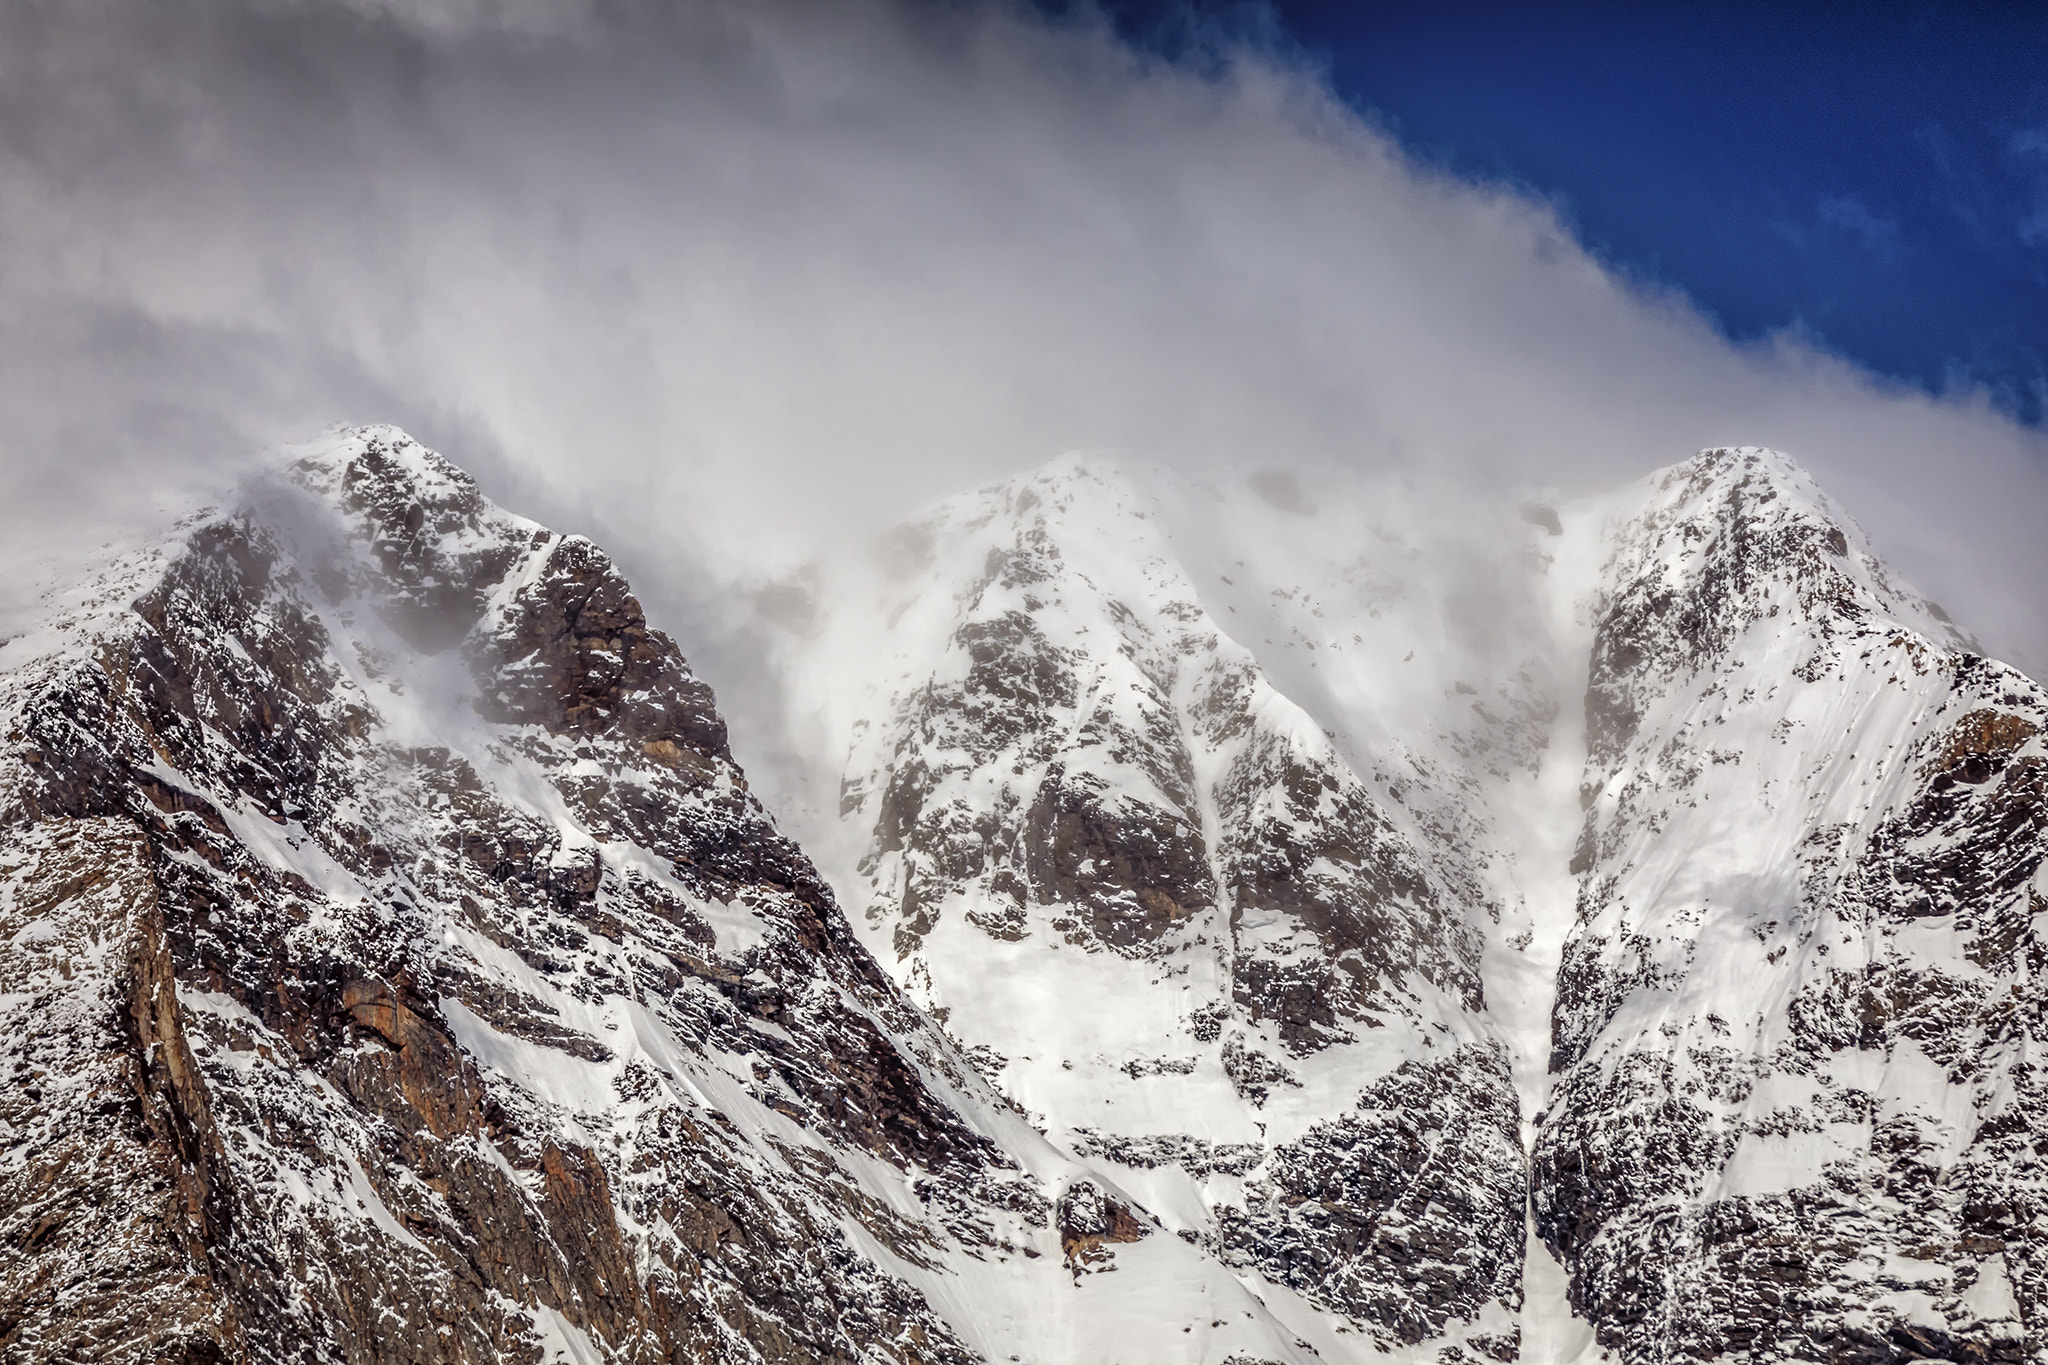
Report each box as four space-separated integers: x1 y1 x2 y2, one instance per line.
1055 1181 1149 1274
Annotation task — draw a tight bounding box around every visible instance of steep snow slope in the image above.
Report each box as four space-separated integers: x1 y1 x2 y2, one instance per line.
1538 448 2043 1362
0 429 1353 1365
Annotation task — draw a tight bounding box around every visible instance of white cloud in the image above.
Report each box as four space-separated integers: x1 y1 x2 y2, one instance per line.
0 0 2043 678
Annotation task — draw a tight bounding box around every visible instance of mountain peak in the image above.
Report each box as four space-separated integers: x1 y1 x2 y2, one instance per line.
1581 442 1973 769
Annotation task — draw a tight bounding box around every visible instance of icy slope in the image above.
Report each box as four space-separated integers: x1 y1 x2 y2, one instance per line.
0 428 1347 1365
1538 447 2042 1362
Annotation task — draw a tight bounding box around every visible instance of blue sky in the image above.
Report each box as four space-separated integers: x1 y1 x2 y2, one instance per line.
1083 1 2048 422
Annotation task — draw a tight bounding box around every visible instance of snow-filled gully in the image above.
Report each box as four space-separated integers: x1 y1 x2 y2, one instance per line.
1477 506 1607 1364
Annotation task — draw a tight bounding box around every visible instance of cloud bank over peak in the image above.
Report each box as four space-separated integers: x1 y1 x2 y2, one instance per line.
0 0 2043 672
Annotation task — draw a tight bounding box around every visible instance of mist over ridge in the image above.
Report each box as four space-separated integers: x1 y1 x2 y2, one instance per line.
0 0 2043 693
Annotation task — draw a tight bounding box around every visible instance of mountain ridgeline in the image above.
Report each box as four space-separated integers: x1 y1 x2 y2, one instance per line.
1 429 2039 1364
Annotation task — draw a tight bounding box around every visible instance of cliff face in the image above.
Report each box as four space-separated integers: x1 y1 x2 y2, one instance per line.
0 429 1025 1363
1537 448 2042 1363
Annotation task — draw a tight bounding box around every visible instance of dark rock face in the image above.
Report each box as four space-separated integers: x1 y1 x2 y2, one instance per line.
472 531 731 763
863 532 1213 964
1022 763 1214 950
0 819 242 1364
1219 1048 1525 1347
1213 729 1486 1056
0 429 1015 1364
1536 448 2039 1362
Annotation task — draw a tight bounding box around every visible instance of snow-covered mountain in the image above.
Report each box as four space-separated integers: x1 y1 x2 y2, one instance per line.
1538 449 2040 1362
799 459 1532 1360
774 447 2045 1364
0 429 1358 1365
3 430 2041 1364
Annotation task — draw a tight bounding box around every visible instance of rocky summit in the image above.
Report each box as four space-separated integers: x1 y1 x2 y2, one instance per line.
2 428 2042 1364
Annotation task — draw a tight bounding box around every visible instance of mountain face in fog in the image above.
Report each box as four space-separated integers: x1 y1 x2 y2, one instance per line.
3 429 2042 1364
